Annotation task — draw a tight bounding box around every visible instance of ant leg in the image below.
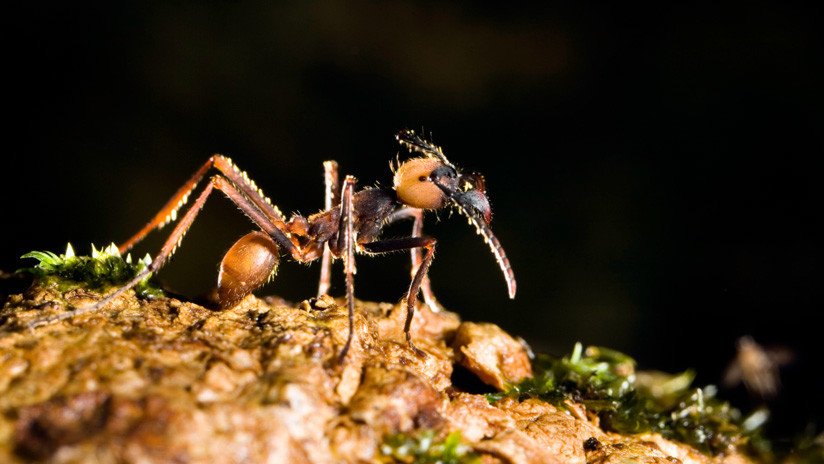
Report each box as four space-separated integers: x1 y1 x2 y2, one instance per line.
337 176 357 362
318 161 339 296
120 155 290 254
118 158 213 253
385 208 441 312
409 209 441 312
29 181 218 328
361 237 436 357
28 175 297 329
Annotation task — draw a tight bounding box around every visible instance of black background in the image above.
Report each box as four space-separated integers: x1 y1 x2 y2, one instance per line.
3 3 821 440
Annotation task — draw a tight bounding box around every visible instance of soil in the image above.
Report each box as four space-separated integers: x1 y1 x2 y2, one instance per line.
0 282 754 463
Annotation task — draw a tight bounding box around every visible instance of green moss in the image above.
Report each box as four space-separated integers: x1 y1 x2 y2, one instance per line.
488 342 767 457
19 243 163 299
379 430 480 464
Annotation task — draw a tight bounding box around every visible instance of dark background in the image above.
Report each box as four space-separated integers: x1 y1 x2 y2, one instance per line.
3 3 821 440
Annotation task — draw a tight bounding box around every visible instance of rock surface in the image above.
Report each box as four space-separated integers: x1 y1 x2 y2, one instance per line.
0 284 754 463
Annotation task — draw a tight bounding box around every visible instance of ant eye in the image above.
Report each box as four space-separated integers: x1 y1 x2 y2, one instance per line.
431 165 457 180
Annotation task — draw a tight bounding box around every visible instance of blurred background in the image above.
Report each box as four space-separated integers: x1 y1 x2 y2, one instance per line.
3 2 820 440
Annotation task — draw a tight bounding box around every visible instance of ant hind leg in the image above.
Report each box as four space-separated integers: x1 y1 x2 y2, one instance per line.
27 174 297 329
28 180 219 328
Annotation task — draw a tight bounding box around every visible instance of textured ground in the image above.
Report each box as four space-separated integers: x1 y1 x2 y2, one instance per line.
0 283 754 463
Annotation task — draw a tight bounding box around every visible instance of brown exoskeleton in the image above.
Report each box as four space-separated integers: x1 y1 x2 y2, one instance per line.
28 130 517 360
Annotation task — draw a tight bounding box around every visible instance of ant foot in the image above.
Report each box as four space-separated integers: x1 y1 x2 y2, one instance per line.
406 337 427 358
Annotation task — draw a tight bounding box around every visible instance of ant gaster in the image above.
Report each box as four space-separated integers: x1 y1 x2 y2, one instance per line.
28 130 517 361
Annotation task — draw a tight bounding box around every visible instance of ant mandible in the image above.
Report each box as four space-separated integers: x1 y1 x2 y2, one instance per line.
28 130 517 361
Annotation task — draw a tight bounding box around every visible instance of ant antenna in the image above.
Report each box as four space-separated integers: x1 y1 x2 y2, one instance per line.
395 129 455 168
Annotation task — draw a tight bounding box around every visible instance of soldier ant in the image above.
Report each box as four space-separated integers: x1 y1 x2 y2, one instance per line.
27 130 517 361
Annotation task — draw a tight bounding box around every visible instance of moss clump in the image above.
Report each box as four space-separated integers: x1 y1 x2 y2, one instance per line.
379 430 480 464
19 243 163 299
488 342 767 456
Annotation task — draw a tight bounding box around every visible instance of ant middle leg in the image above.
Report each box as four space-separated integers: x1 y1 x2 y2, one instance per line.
318 161 339 297
361 236 437 357
337 175 357 362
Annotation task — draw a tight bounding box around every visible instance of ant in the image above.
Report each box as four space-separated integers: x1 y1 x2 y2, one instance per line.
27 130 517 361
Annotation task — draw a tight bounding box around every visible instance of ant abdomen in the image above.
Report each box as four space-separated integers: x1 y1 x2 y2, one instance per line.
215 231 280 308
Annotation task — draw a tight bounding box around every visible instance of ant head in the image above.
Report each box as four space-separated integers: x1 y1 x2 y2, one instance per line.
394 129 515 298
393 158 458 210
394 129 492 224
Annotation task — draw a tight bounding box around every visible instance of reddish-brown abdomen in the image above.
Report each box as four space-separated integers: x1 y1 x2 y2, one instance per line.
216 231 280 308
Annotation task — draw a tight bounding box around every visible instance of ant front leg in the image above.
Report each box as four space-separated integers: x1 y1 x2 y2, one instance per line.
386 208 442 312
361 237 437 357
318 161 339 297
